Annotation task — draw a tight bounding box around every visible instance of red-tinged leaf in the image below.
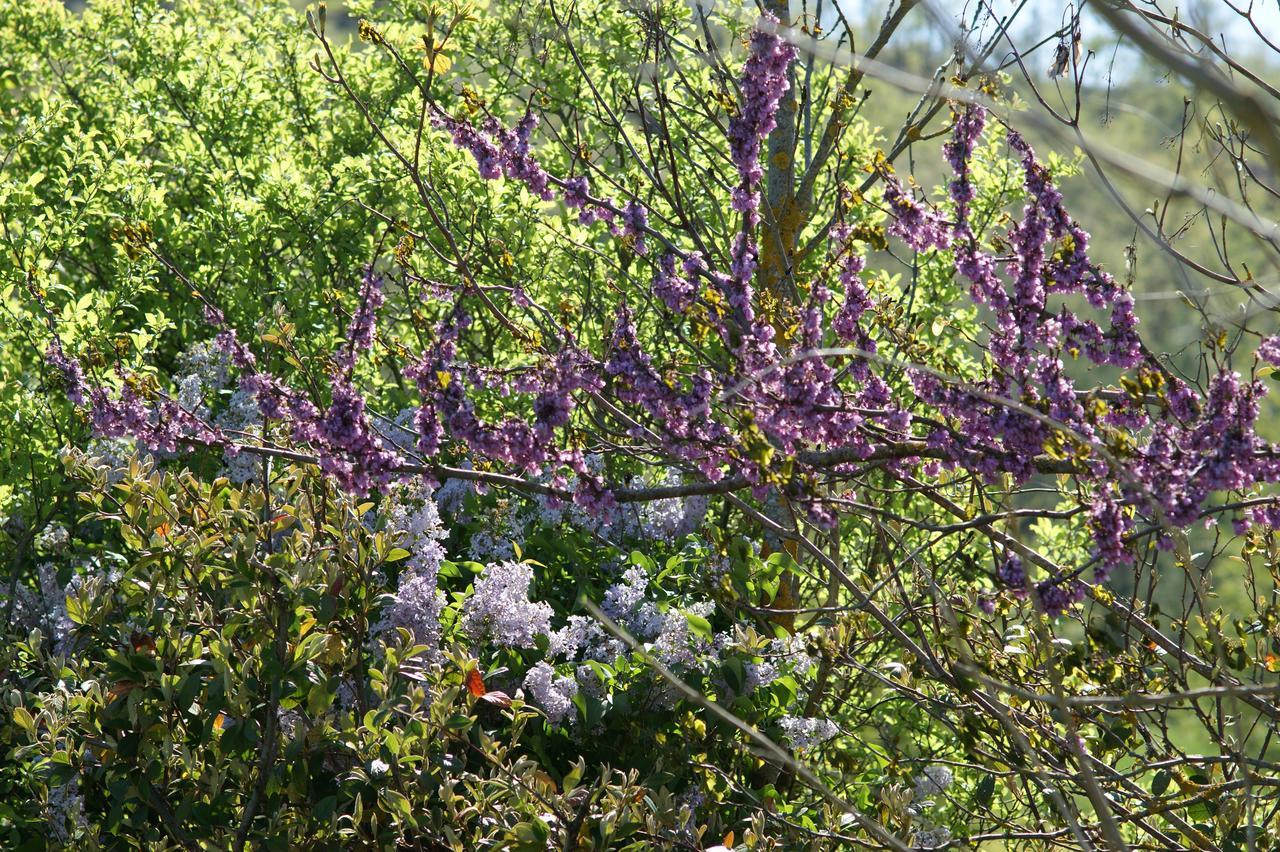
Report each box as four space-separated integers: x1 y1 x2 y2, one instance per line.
465 667 486 697
108 681 138 700
131 631 156 653
479 690 512 708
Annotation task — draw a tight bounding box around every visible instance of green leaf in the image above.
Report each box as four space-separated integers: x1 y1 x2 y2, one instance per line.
685 611 713 640
10 707 35 737
380 788 413 820
630 550 655 572
1152 770 1171 796
445 714 473 731
974 774 995 807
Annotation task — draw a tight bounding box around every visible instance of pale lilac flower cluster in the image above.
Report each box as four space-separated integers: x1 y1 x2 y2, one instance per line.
778 715 839 750
744 633 815 692
602 565 659 636
84 437 138 484
523 660 579 725
48 775 88 844
467 498 528 561
913 765 954 802
638 471 710 540
913 826 953 850
434 471 475 520
548 614 621 663
216 388 263 483
5 561 98 658
176 340 232 397
461 560 553 649
35 522 70 554
277 708 304 741
651 601 715 669
532 459 708 544
372 481 448 656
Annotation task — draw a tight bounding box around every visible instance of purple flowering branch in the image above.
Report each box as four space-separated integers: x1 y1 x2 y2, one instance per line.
34 16 1280 620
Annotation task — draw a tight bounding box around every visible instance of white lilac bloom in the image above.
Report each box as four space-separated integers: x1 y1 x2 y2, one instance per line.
47 776 88 844
335 679 361 712
373 572 444 656
769 634 815 679
434 465 476 520
381 407 419 456
9 562 80 658
382 482 447 577
277 708 303 741
574 663 608 700
85 437 138 484
176 339 232 392
677 787 706 836
371 482 448 657
743 659 779 693
460 560 552 649
175 372 207 412
523 661 579 725
651 610 699 668
216 388 264 484
913 826 952 850
173 340 233 418
913 765 954 803
466 500 527 562
778 716 839 750
601 566 665 639
651 601 715 670
35 522 70 554
602 566 648 619
548 615 621 663
534 490 570 527
637 469 709 540
538 457 709 543
728 631 813 694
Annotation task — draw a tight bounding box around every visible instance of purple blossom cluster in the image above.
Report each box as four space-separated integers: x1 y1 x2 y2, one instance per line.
726 20 796 218
45 338 86 405
653 253 697 312
1259 335 1280 366
882 176 950 253
1035 576 1086 618
994 554 1026 593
